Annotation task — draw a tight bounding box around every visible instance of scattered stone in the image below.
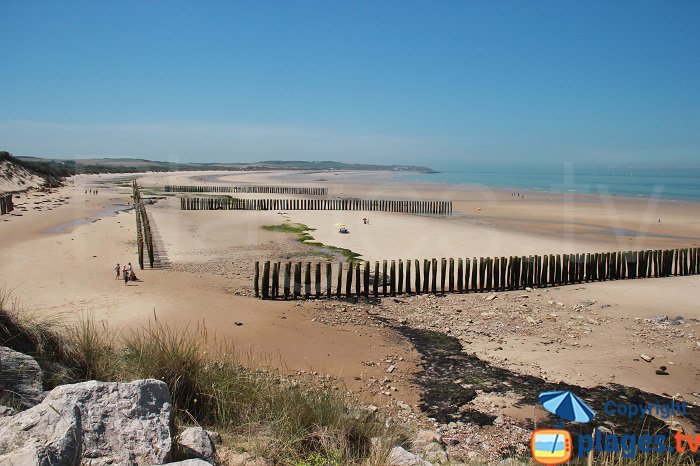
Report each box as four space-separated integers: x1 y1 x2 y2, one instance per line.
640 354 654 362
655 369 669 376
178 426 216 463
388 446 432 466
0 405 16 417
484 294 497 301
0 346 44 408
386 364 396 373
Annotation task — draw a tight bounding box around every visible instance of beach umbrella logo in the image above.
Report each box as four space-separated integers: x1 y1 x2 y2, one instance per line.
538 390 595 423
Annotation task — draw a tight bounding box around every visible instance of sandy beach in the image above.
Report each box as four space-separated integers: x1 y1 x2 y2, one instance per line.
1 169 699 458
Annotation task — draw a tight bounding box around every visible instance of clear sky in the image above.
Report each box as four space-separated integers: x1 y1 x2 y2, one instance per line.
1 1 699 171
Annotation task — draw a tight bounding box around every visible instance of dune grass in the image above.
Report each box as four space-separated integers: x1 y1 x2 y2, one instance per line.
0 288 396 465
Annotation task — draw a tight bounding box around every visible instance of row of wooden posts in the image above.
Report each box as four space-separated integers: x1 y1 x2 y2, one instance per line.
255 247 700 299
165 184 328 195
180 197 453 215
132 182 155 269
0 193 13 215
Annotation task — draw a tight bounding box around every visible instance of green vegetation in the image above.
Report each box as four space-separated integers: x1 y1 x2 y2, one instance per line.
0 288 399 465
263 223 362 262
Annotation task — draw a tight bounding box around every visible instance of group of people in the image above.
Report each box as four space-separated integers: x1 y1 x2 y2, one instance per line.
115 262 138 285
85 189 99 195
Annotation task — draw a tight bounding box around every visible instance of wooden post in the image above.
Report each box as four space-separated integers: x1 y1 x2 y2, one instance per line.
315 263 321 299
431 258 438 293
406 259 412 294
355 263 361 298
336 262 343 299
414 259 421 294
449 258 455 292
373 261 380 298
363 261 370 297
345 261 353 300
294 263 302 298
326 262 332 298
478 257 485 292
304 262 312 298
390 260 396 296
382 260 388 296
423 259 430 294
261 261 270 299
271 262 279 298
457 258 464 292
440 258 447 293
398 260 404 295
284 262 291 299
254 261 260 297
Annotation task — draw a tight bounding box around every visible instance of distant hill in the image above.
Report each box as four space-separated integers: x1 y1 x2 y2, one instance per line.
12 155 437 176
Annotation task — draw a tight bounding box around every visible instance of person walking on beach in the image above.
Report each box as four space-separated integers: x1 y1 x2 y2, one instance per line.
123 265 129 285
115 263 120 279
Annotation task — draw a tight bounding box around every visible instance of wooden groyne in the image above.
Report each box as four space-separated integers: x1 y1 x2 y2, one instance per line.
254 248 700 299
0 193 13 215
132 181 154 268
180 197 453 215
165 185 327 195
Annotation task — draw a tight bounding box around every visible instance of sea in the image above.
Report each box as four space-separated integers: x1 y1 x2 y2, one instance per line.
395 168 700 202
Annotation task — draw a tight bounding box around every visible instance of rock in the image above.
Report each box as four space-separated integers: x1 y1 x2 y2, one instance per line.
0 346 44 407
484 294 497 301
414 430 441 446
0 400 83 466
42 379 173 465
413 430 447 463
386 364 396 373
178 426 216 463
0 405 16 417
205 430 222 445
388 446 433 466
640 354 654 362
656 369 669 375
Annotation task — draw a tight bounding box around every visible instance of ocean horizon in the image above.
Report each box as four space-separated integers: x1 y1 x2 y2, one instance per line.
395 168 700 202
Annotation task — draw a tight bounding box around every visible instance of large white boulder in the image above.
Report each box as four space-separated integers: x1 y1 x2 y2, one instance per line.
41 379 174 465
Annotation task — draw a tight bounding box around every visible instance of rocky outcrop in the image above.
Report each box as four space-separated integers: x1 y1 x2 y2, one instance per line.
177 426 216 464
0 379 173 466
388 446 433 466
0 345 44 407
0 402 83 465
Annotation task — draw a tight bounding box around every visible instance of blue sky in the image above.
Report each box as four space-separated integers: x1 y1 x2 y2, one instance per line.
1 1 699 170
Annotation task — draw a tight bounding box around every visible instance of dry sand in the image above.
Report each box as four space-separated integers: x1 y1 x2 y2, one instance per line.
1 170 699 458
